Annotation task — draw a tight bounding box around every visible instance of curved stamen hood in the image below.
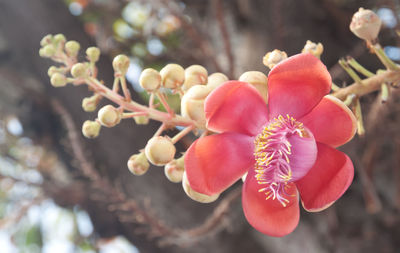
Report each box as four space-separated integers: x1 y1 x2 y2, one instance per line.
254 115 317 206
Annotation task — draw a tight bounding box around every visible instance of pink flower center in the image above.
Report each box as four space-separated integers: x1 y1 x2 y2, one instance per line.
254 115 309 206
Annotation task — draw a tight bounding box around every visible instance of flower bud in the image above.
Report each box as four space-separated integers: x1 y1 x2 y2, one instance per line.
82 95 100 112
164 156 184 183
350 8 382 42
71 63 88 78
302 40 324 58
127 152 150 176
239 71 268 101
181 85 211 126
242 172 248 182
82 120 101 138
145 136 176 166
112 55 130 75
160 64 185 89
39 44 56 58
50 73 67 87
133 115 149 125
48 66 60 77
139 68 161 92
182 172 219 203
40 34 53 47
207 72 229 90
86 47 101 62
65 40 80 57
182 65 208 91
53 34 66 45
97 105 121 128
263 49 287 69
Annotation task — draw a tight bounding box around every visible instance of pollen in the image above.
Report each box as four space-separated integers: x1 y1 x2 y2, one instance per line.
254 114 305 206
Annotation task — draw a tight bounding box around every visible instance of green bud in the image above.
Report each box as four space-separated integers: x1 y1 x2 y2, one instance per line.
50 73 67 87
65 40 80 57
47 66 59 77
40 34 53 47
71 63 88 78
53 34 66 45
86 47 101 62
39 44 56 58
112 54 130 75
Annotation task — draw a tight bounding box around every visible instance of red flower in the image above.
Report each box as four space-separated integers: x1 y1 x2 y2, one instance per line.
184 53 357 237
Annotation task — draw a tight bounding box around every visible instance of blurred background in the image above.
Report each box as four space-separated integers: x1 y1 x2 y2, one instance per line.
1 0 400 252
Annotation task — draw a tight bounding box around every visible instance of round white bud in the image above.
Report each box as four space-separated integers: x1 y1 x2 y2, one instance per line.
182 172 219 203
139 68 161 92
350 8 382 42
207 72 229 90
97 105 121 128
82 120 101 138
127 153 150 176
182 65 208 91
145 136 176 166
239 71 268 101
181 85 211 126
164 156 184 183
82 96 99 112
160 64 185 89
241 172 248 182
112 55 130 75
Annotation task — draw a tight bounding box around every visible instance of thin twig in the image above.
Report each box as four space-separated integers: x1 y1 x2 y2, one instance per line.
51 99 101 181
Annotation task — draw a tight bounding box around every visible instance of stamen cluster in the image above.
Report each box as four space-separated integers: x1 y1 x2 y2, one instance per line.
254 115 305 206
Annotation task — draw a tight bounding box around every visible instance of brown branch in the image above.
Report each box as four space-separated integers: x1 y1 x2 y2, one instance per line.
360 141 382 213
332 69 400 100
158 186 241 246
51 99 101 181
213 0 235 78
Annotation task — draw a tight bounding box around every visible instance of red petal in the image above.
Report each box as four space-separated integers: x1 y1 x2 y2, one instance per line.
242 169 300 237
205 81 269 136
296 142 354 212
300 95 357 148
185 132 254 195
268 53 331 119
